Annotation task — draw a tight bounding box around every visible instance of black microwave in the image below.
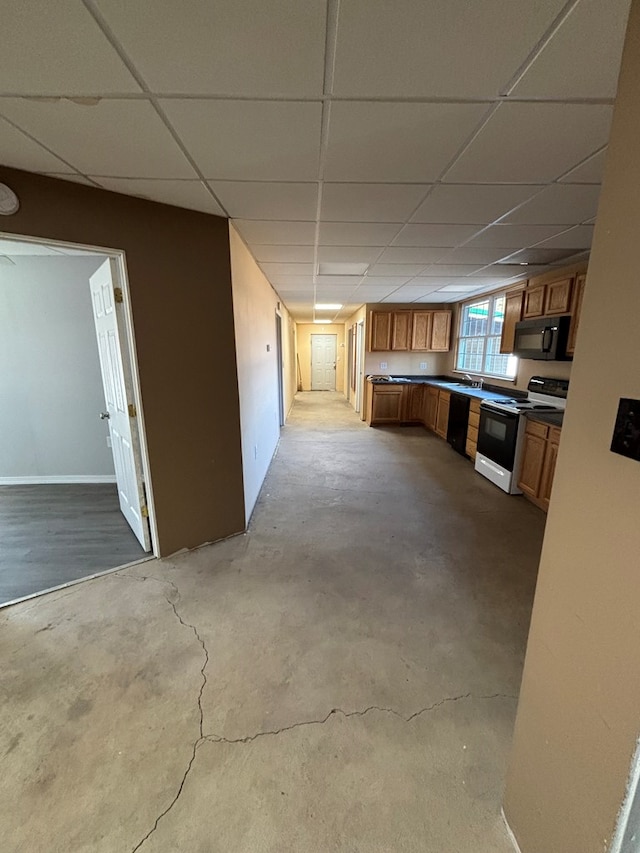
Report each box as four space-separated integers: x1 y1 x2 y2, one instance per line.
512 315 573 361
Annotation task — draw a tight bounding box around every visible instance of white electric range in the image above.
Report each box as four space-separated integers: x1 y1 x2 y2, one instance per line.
474 376 569 494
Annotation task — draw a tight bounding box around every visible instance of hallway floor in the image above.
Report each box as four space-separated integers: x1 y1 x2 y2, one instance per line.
1 392 545 852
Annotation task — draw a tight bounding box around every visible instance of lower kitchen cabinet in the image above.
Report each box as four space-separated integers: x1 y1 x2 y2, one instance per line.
435 390 450 439
465 399 480 460
425 386 439 431
367 384 405 424
518 419 562 511
405 383 425 422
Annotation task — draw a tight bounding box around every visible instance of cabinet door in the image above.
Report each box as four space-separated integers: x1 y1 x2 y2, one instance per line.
406 384 425 422
425 388 439 430
567 273 586 355
500 291 523 354
522 284 546 319
411 311 432 351
435 391 450 438
369 311 392 351
517 432 547 497
430 311 452 351
391 311 412 351
539 436 560 511
371 387 404 423
544 276 573 315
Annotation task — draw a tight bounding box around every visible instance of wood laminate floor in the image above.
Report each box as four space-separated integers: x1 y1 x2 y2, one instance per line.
0 484 147 604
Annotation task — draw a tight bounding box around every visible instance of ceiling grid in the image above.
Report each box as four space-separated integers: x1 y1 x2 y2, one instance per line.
0 0 632 321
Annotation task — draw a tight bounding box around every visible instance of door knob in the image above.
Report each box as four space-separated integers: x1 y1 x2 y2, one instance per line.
100 412 110 420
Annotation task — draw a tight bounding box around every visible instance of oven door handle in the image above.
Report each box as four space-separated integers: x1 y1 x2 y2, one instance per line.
480 405 519 419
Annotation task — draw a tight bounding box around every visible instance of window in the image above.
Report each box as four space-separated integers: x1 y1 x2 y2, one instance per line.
456 293 518 379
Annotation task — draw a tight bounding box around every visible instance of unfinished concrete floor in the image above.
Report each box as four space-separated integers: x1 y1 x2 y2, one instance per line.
1 391 545 852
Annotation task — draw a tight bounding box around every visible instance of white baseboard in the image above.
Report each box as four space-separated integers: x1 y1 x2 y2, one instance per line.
501 809 524 853
0 475 117 485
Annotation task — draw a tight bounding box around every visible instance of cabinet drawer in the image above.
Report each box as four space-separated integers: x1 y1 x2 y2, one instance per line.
468 410 480 429
467 424 478 443
525 419 549 439
469 399 481 415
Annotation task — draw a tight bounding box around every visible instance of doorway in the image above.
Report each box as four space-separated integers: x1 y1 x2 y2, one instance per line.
310 334 337 391
0 234 155 605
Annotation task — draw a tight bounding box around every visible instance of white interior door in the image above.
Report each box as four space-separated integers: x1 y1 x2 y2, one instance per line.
90 259 151 551
311 334 337 390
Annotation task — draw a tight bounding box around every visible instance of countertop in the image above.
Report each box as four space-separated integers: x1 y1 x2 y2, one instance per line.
525 410 564 427
367 375 520 403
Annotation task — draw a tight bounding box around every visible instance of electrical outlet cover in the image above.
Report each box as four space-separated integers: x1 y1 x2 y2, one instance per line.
610 398 640 461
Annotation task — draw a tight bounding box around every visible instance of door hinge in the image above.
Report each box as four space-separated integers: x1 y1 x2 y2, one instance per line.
141 505 149 518
114 287 124 303
128 403 137 417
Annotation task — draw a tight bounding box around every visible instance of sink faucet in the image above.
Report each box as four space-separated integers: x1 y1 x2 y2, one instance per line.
464 374 484 390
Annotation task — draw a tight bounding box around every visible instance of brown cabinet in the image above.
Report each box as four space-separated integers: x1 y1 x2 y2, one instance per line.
567 273 586 355
369 311 392 351
368 309 451 353
544 276 573 315
517 419 562 512
465 399 481 460
405 384 425 422
435 390 450 439
500 290 523 354
522 284 546 319
368 384 405 424
425 386 439 431
411 311 433 351
391 311 412 351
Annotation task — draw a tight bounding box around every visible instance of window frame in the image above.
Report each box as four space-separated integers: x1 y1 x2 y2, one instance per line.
454 289 518 382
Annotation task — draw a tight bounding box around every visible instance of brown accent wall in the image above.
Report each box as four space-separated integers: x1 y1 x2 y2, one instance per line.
0 168 245 556
504 3 640 850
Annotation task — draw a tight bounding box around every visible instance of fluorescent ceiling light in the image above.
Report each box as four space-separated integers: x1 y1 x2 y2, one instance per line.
313 319 332 324
314 303 342 310
317 262 369 276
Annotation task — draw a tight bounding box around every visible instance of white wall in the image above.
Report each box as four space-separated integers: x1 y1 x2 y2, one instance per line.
0 254 115 482
229 225 295 524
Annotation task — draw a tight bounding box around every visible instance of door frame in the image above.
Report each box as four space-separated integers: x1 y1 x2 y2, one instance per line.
0 230 158 556
355 319 365 414
310 333 337 391
275 310 285 427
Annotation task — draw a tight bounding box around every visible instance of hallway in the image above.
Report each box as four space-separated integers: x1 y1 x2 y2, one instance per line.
1 392 545 852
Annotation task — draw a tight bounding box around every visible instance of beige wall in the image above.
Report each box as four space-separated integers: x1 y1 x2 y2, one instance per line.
230 225 295 522
504 4 640 851
344 305 367 413
0 167 245 556
296 323 345 392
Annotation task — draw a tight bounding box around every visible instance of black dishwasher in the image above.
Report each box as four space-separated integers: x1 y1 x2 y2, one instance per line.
447 393 470 456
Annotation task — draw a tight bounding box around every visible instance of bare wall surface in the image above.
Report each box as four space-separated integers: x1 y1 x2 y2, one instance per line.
229 225 295 522
504 3 640 851
296 323 345 393
0 255 114 480
0 168 245 556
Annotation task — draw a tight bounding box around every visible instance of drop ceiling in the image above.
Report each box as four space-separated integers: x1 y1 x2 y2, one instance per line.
0 0 631 322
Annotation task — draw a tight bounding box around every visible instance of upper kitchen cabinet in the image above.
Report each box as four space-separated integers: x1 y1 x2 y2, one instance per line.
544 276 574 316
522 283 547 319
567 273 587 355
368 308 452 353
500 290 524 354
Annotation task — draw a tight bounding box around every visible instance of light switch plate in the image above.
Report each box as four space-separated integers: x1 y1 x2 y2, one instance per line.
380 362 387 370
611 398 640 461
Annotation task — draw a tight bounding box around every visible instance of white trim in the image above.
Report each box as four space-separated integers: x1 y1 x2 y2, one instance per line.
0 475 117 485
501 809 524 853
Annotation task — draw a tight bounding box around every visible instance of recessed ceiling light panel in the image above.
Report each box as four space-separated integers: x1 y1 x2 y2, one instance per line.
317 262 369 276
314 303 343 310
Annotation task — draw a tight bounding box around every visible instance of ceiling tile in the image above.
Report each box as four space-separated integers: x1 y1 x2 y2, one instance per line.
319 222 402 246
316 275 366 286
397 281 452 293
559 148 608 184
413 292 460 304
209 181 318 220
368 263 427 277
467 266 527 279
251 245 315 263
498 248 582 264
411 184 542 224
354 286 401 299
438 247 516 264
317 246 384 263
377 247 449 264
392 224 482 247
260 262 315 277
94 178 225 214
465 224 568 247
233 220 315 245
0 117 74 173
320 183 428 222
332 0 567 98
324 102 488 182
364 276 419 287
532 225 594 249
511 0 631 99
445 103 613 183
267 275 314 287
420 265 485 276
1 0 141 95
0 99 194 177
162 100 322 181
438 283 488 292
503 184 602 225
45 173 99 186
95 0 326 96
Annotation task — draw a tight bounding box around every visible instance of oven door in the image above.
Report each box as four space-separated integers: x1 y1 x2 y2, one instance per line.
477 406 520 472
